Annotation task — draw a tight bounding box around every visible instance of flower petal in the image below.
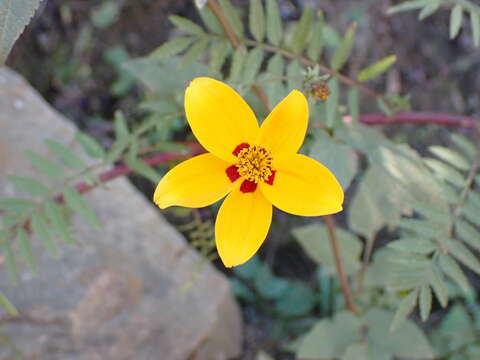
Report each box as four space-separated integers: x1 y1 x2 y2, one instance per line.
257 90 308 156
259 153 344 216
215 188 272 267
185 77 259 162
154 153 234 209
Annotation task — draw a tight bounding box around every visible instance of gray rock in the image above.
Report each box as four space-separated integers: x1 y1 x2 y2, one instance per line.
0 67 242 360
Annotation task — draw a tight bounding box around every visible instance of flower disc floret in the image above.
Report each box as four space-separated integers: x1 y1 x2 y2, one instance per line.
236 145 273 183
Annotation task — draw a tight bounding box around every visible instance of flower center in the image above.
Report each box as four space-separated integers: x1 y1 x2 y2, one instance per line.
236 145 273 183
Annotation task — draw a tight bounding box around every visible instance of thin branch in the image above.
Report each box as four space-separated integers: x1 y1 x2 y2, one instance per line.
351 112 479 128
243 39 381 99
324 215 358 315
58 143 203 200
207 0 270 112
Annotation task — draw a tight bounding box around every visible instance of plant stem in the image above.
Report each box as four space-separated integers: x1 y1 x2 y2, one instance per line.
244 39 381 99
351 112 478 128
207 0 270 111
324 215 358 314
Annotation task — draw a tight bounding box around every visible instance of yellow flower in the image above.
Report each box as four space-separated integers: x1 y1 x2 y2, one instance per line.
154 77 344 267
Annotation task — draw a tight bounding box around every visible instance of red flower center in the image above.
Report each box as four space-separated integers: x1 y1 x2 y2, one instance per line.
226 143 276 193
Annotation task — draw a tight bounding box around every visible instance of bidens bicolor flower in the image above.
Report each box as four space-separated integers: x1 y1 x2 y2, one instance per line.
154 77 344 267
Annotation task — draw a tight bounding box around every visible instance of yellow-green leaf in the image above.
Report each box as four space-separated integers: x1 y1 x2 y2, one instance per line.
357 55 397 82
330 22 356 71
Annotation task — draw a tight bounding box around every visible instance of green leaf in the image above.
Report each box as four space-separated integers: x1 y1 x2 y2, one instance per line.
0 0 43 63
44 200 74 244
471 10 480 47
150 37 194 59
450 4 463 39
169 15 204 36
325 78 339 128
17 227 37 275
230 278 255 301
428 145 470 171
297 312 362 358
232 255 262 279
180 38 208 68
0 292 18 315
357 55 396 82
286 59 302 90
265 53 285 106
310 130 358 190
387 0 431 15
45 139 86 169
390 290 418 332
330 22 356 71
25 150 64 180
243 47 263 83
398 218 443 239
114 110 130 139
348 165 403 240
198 5 224 34
228 45 247 83
307 17 324 60
254 266 290 300
31 212 58 257
293 224 362 275
365 308 434 358
450 133 476 160
1 236 18 284
418 3 440 20
376 97 393 116
419 285 432 322
208 40 229 76
439 254 470 291
218 0 243 38
290 5 313 54
125 154 160 183
76 132 105 159
446 240 480 276
412 201 450 223
266 0 283 46
7 175 49 197
275 283 316 316
249 0 265 42
63 186 101 230
424 158 465 187
388 237 436 255
456 220 480 251
0 198 36 213
2 213 22 228
347 88 359 123
429 265 448 307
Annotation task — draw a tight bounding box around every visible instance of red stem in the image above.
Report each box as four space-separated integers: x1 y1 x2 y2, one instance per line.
354 112 478 128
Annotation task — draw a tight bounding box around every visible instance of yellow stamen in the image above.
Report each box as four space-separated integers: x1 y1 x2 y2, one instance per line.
236 145 273 183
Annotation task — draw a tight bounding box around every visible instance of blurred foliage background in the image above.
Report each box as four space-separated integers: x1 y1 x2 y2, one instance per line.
2 0 480 359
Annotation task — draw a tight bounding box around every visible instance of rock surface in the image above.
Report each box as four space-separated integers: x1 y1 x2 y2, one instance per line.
0 67 242 360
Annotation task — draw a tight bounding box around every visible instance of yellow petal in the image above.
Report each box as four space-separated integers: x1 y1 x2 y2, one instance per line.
185 77 259 163
257 90 308 156
154 153 234 209
215 188 272 267
259 153 344 216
